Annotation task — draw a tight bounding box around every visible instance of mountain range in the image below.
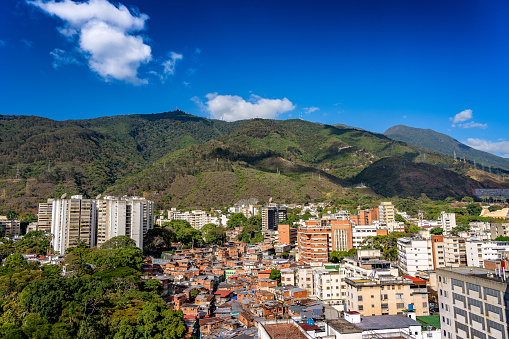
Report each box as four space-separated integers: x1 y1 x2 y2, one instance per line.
1 112 507 213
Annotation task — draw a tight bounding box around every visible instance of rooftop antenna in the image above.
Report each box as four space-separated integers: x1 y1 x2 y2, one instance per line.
299 112 303 120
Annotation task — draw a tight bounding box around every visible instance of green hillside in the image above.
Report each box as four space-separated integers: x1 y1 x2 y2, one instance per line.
0 113 502 212
384 125 509 171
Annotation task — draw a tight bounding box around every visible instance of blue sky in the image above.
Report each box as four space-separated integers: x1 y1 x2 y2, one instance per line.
1 0 509 157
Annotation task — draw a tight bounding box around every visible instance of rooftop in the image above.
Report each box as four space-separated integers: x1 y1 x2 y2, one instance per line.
417 315 441 330
355 315 421 331
263 323 309 339
327 319 363 334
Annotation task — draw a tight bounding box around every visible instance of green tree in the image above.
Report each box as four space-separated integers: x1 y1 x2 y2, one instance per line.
269 269 281 284
461 196 474 203
489 205 503 212
407 226 420 234
226 213 247 230
4 254 27 270
494 236 509 241
101 236 137 249
430 227 443 235
466 203 482 216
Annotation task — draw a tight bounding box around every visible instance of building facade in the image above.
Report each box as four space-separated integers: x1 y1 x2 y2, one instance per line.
437 267 509 339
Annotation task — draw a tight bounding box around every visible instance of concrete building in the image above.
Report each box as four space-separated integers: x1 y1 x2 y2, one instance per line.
465 240 509 267
343 249 397 278
397 237 433 277
262 206 287 231
297 267 315 296
437 211 457 235
50 196 97 254
443 236 466 267
345 274 429 316
278 224 297 246
437 267 509 339
312 265 346 307
40 195 153 253
298 219 352 263
378 202 395 226
490 223 509 239
0 216 20 237
37 201 53 232
349 208 379 226
386 221 405 233
430 235 446 269
351 224 377 249
96 196 154 249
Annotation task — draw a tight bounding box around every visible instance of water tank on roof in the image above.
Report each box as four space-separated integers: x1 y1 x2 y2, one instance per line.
408 304 414 311
308 318 315 326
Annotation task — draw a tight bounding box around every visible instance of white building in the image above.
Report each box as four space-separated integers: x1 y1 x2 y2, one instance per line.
397 237 433 277
312 265 346 308
352 224 377 248
465 240 509 267
437 211 456 235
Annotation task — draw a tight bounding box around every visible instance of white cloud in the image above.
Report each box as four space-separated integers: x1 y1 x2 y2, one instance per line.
460 121 488 129
22 39 34 49
162 52 183 76
451 109 473 124
196 93 295 121
466 138 509 158
27 0 166 84
303 106 319 114
50 48 80 68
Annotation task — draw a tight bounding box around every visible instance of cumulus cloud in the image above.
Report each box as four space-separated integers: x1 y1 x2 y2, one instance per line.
451 109 473 124
26 0 176 84
303 106 319 114
466 138 509 158
195 93 295 121
50 48 80 68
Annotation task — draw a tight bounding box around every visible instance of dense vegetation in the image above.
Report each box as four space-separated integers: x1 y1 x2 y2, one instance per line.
0 235 187 339
2 112 507 214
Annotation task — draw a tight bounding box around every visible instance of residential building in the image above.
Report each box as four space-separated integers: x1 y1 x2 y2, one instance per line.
490 223 509 239
443 236 466 267
298 219 352 263
278 224 297 246
437 211 457 235
40 195 153 253
349 208 379 226
96 196 154 248
345 274 429 316
343 249 397 278
297 267 315 296
397 237 433 277
312 265 346 307
437 267 509 339
465 240 509 267
262 206 287 231
386 221 405 233
378 202 395 226
431 235 446 269
50 195 97 254
351 224 377 249
0 215 20 237
37 201 53 232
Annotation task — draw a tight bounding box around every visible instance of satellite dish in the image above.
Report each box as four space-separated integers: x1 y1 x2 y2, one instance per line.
96 194 102 199
61 193 67 199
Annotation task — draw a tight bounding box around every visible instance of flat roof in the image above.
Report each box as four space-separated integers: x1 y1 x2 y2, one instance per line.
355 315 421 331
417 315 441 329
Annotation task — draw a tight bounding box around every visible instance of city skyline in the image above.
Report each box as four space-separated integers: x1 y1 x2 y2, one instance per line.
1 0 509 157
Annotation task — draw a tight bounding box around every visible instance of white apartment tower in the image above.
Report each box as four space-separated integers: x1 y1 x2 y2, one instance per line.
397 237 433 277
438 211 457 235
378 202 395 226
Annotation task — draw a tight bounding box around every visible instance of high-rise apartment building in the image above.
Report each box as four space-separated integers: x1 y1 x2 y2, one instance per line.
465 240 509 267
278 224 297 246
378 202 395 226
298 219 352 263
349 208 379 226
0 216 21 237
40 195 153 253
443 236 467 267
397 237 433 276
437 267 509 339
51 196 97 254
261 206 286 231
438 211 457 235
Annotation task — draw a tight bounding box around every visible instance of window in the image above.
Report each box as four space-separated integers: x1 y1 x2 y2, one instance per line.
381 303 389 309
397 303 404 308
381 294 388 300
358 296 363 301
396 294 404 299
359 305 364 311
423 302 428 307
